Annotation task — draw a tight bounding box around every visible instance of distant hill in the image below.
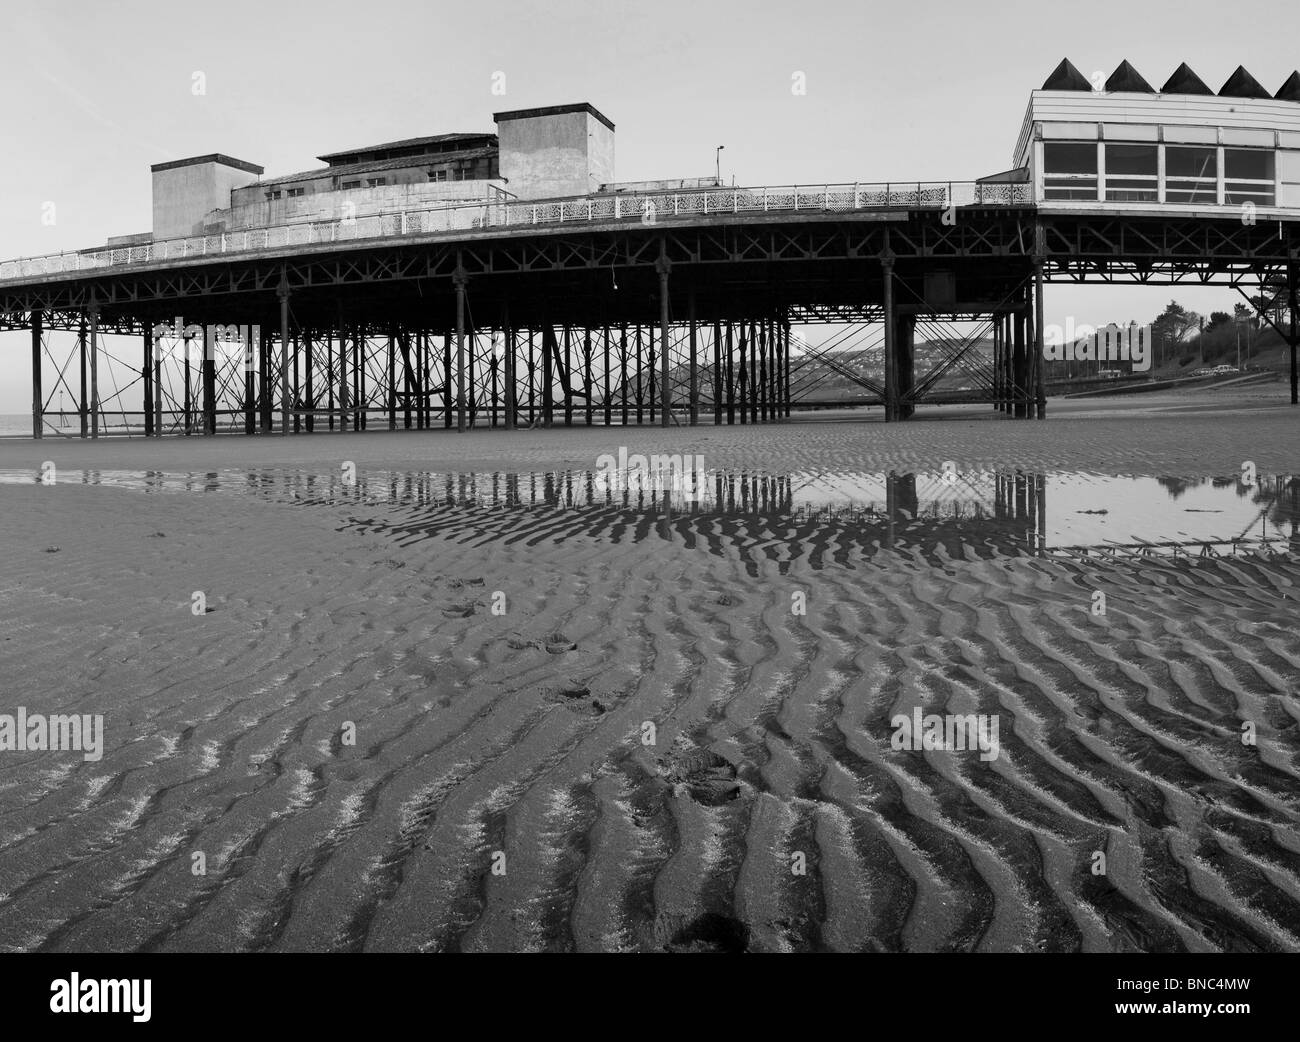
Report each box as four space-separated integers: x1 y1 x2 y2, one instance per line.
786 338 995 400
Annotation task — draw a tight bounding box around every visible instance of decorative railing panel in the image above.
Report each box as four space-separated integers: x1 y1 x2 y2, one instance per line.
0 182 1033 282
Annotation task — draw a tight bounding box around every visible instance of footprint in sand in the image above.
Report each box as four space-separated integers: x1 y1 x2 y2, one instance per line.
542 632 576 654
441 602 478 618
448 577 485 589
542 682 607 717
504 632 577 654
647 911 749 953
663 749 741 806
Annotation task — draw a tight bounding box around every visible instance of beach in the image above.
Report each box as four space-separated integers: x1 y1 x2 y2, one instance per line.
1 391 1298 952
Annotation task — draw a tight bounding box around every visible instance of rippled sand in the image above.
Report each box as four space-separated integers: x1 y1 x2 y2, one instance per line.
1 418 1298 952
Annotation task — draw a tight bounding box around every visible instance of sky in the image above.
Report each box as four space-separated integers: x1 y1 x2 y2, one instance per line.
1 0 1298 411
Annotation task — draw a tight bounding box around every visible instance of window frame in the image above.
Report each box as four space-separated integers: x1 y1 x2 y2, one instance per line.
1042 141 1100 201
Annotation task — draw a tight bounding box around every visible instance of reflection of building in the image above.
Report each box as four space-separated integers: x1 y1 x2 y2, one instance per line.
1009 59 1300 212
144 103 616 240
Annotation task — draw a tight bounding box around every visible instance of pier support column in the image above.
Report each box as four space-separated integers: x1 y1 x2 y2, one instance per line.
305 332 315 432
416 332 425 430
155 325 163 436
443 333 452 428
725 321 735 425
88 303 100 439
624 324 634 420
737 323 748 425
543 325 555 428
688 292 698 425
183 330 192 435
1289 259 1298 406
454 268 468 433
564 325 573 427
142 322 152 438
583 328 593 426
330 331 340 431
657 256 672 428
260 324 272 432
1013 305 1028 419
278 278 291 435
647 324 656 425
994 315 1003 413
896 312 915 420
505 307 516 431
995 314 1005 414
1034 262 1047 419
398 332 412 430
602 325 611 427
78 314 88 438
712 320 723 426
783 316 792 419
1004 313 1015 414
245 327 256 434
749 321 759 424
634 325 643 425
387 330 396 430
355 326 364 431
203 324 216 435
31 310 43 439
882 256 898 422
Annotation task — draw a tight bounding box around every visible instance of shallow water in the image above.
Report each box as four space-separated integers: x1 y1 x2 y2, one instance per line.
2 461 1300 952
5 466 1297 563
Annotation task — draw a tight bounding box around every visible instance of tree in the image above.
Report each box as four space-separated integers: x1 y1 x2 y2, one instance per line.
1207 311 1231 330
1152 300 1202 346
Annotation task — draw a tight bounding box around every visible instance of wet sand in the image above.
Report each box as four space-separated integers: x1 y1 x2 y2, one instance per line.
1 398 1298 952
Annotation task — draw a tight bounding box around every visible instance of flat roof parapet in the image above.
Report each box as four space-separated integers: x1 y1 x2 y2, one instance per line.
150 154 264 175
316 132 495 165
493 103 614 131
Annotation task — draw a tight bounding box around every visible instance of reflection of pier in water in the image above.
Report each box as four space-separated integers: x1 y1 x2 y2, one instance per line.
9 466 1295 572
320 470 1051 574
332 470 1299 573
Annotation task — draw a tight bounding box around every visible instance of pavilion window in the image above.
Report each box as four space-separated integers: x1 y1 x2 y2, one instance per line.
1043 143 1098 200
1165 146 1217 204
1104 143 1158 202
1224 148 1274 206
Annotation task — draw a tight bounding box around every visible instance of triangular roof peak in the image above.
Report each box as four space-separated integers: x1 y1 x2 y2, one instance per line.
1042 58 1092 91
1106 59 1155 93
1160 62 1214 95
1275 70 1300 102
1219 65 1272 99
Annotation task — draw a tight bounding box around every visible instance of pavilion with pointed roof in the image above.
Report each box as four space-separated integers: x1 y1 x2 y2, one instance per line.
1012 59 1300 213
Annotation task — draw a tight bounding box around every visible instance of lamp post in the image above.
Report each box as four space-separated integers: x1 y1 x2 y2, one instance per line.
715 145 725 186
